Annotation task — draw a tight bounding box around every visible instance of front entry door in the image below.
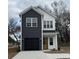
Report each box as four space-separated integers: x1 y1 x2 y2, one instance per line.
43 37 48 50
48 37 54 49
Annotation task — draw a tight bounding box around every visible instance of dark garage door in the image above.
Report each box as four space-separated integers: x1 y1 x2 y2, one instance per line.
24 38 40 50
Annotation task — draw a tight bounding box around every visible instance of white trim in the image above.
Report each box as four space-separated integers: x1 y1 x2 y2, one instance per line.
42 15 44 50
55 35 58 50
43 32 59 36
41 15 43 50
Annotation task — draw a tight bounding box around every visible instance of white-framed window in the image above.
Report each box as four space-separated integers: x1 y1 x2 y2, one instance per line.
32 18 37 27
47 21 50 28
26 18 31 27
44 21 46 28
43 20 53 28
26 17 38 27
50 21 53 28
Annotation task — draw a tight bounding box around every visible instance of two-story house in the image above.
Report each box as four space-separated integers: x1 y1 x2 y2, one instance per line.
19 6 58 50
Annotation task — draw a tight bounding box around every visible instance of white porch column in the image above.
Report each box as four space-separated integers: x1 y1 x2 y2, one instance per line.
55 34 58 50
41 15 44 50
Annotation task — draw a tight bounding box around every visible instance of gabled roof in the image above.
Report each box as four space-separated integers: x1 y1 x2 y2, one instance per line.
19 6 43 16
19 6 55 18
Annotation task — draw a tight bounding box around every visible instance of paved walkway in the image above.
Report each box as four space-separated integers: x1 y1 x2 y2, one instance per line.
12 51 70 59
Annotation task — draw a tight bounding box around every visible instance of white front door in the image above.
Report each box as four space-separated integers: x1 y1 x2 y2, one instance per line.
48 37 54 49
48 35 58 50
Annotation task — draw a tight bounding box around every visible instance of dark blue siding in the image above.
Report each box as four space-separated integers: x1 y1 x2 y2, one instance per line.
22 9 42 50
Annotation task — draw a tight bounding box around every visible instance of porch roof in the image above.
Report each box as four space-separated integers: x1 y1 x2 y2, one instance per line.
43 32 59 36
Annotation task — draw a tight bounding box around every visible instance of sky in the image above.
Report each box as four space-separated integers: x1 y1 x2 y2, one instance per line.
8 0 70 19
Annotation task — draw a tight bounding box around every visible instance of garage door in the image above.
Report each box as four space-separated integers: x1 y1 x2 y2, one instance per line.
23 38 40 50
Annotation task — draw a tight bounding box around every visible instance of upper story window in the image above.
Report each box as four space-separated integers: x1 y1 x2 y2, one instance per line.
26 17 37 27
50 21 53 28
43 20 53 29
44 21 46 28
26 18 31 27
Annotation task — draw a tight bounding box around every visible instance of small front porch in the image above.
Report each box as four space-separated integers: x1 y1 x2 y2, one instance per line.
42 32 58 50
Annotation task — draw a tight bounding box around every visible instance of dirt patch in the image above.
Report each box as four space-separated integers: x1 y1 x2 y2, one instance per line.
8 47 18 59
8 52 17 59
44 47 70 53
60 47 70 53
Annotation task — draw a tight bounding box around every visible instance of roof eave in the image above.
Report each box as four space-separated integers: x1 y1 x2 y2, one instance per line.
19 6 43 17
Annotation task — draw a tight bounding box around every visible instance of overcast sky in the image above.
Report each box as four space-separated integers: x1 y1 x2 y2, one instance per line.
8 0 70 19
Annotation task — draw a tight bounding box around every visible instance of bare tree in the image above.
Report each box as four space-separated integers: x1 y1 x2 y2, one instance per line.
8 18 21 48
51 1 70 46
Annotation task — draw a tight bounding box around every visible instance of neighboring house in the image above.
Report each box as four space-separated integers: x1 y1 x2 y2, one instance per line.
19 6 58 50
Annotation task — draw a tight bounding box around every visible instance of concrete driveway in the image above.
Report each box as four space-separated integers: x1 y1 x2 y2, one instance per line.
12 51 70 59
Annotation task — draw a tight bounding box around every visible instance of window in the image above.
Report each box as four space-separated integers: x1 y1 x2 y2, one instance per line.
44 21 46 28
49 37 53 45
26 18 31 27
26 17 37 27
32 18 37 27
47 21 50 28
50 21 53 28
43 20 53 28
